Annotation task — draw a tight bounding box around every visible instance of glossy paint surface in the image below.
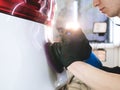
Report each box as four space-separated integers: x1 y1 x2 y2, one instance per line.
0 13 56 90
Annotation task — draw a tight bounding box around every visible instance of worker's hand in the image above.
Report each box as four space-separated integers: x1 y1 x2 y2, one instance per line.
52 28 92 68
45 42 64 73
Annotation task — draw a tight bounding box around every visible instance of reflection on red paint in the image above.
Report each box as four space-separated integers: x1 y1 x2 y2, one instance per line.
0 0 55 24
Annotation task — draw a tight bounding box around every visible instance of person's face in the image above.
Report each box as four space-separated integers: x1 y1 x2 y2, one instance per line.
93 0 120 17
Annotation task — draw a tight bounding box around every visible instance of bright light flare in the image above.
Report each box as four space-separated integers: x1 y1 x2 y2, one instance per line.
44 25 53 43
65 22 81 31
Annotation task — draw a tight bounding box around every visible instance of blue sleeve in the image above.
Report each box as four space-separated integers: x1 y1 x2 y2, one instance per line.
85 52 103 69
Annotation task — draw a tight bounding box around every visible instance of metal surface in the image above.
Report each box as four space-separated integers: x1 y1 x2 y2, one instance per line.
0 13 57 90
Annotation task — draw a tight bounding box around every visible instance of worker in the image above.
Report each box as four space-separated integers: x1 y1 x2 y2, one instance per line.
52 0 120 90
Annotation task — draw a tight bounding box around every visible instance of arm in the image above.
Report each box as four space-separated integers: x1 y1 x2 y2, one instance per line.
68 61 120 90
51 28 120 90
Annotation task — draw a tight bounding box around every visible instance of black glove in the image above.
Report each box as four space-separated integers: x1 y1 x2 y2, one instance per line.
44 43 64 73
51 28 92 68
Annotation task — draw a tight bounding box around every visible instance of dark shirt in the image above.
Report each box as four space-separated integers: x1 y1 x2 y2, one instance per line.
101 66 120 74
